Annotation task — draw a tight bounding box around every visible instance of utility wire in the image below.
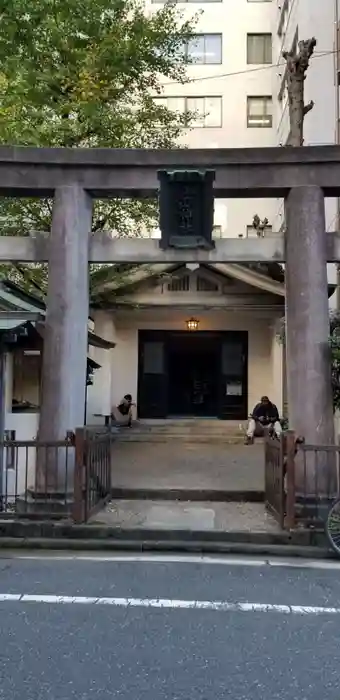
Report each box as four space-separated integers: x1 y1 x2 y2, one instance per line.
161 48 337 87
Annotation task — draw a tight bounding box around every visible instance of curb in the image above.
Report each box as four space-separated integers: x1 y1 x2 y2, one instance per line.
0 537 333 559
0 520 329 556
0 519 325 544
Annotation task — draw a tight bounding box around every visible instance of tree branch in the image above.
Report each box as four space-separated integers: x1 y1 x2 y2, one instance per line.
303 100 314 116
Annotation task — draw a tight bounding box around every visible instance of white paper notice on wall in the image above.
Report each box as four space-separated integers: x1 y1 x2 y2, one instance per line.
226 382 242 396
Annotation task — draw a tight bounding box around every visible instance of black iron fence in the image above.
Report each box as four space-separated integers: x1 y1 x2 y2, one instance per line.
0 428 113 522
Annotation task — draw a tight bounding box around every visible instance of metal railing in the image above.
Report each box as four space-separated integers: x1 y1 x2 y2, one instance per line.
293 442 339 527
0 428 113 522
73 428 113 524
264 431 340 530
0 433 75 518
264 435 285 528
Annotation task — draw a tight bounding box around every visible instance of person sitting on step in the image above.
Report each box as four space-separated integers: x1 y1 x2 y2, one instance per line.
111 394 136 428
244 395 282 445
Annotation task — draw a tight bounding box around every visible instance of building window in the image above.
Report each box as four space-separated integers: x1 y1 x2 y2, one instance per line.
167 274 190 292
12 350 41 409
246 223 273 238
196 275 218 292
186 96 222 127
186 34 222 64
247 33 272 64
154 96 222 127
247 96 272 127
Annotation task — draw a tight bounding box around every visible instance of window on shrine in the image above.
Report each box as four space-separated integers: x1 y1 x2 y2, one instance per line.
196 275 219 292
167 274 190 292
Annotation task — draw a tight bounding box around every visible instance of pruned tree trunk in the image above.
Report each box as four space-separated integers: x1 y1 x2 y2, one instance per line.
283 38 316 146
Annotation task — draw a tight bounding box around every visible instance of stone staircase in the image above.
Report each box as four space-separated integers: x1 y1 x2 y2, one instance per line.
114 419 247 443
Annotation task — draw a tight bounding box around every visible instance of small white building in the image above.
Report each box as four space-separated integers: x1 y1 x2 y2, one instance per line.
87 262 289 423
0 280 114 497
0 266 336 497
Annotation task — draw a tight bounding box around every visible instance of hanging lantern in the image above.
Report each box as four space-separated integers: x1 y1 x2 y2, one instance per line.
186 318 199 331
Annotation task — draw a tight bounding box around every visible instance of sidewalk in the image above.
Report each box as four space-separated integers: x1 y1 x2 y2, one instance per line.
91 499 280 533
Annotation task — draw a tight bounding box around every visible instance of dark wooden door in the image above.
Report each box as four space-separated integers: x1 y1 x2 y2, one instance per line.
218 333 248 420
138 332 167 418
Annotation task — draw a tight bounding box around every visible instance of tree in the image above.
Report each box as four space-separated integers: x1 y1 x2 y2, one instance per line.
250 39 318 329
282 37 317 146
0 0 197 292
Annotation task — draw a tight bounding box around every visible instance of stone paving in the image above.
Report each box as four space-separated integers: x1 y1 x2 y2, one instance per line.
92 440 280 532
110 441 264 492
92 499 280 532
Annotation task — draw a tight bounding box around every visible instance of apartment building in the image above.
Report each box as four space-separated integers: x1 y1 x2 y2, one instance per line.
272 0 338 299
146 0 339 248
145 0 278 238
272 0 338 235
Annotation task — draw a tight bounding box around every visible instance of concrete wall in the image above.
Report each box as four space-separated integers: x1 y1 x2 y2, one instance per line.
109 309 279 416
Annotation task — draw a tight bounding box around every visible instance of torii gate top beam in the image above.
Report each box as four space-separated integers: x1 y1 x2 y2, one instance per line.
1 144 340 197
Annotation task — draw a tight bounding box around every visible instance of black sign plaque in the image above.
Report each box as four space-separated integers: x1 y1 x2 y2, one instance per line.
158 169 215 250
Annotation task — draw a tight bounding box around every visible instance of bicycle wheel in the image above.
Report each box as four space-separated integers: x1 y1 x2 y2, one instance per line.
326 499 340 556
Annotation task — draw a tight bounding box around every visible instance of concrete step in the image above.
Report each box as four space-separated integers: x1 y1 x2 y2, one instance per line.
138 418 245 430
129 420 245 432
133 427 245 434
114 419 250 443
114 433 246 443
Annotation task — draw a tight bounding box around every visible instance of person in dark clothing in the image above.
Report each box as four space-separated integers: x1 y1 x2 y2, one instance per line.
244 395 282 444
111 394 136 427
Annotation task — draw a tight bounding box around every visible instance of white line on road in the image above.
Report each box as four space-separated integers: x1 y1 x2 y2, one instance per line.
1 593 340 615
6 553 340 570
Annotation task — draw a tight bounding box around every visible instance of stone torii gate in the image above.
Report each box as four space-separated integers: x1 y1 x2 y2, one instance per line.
0 145 338 459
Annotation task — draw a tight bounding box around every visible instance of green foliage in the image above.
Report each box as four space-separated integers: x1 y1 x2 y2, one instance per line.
330 313 340 412
0 0 197 293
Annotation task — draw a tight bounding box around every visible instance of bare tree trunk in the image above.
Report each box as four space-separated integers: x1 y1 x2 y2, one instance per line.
283 38 316 146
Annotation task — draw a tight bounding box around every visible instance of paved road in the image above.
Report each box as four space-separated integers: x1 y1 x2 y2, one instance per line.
0 552 340 699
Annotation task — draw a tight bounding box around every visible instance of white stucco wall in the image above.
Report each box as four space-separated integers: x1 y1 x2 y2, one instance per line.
86 313 117 424
3 352 39 498
270 320 283 414
110 310 279 416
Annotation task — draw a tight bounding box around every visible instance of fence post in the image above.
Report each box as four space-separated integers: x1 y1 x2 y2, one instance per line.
284 430 296 529
72 428 85 524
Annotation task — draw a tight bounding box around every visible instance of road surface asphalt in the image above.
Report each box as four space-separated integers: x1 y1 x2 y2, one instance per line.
0 551 339 700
